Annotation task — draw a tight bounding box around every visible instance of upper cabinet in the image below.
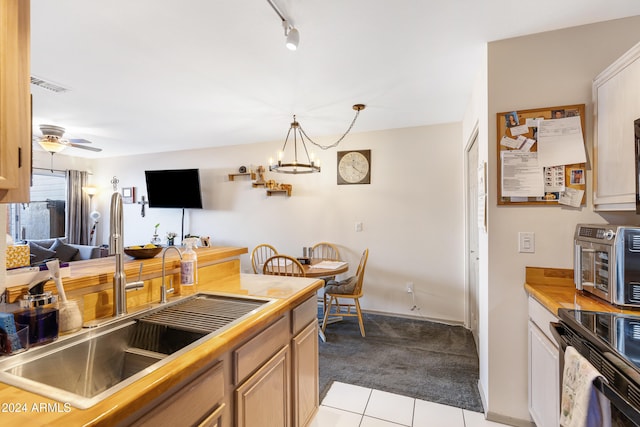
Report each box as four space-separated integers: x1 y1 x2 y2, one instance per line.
0 0 31 203
593 41 640 211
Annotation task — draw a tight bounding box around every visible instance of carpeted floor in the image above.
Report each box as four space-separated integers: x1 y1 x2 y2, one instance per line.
318 310 484 412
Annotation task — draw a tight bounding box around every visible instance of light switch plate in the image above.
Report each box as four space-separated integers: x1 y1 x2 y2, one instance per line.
518 232 535 253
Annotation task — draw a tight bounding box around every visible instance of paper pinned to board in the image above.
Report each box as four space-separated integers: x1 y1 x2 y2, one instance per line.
559 187 584 207
537 116 586 167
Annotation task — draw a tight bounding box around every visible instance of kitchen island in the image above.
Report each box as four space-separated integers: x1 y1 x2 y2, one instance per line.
0 246 323 426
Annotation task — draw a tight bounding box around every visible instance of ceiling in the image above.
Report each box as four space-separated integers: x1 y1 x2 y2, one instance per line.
30 0 640 159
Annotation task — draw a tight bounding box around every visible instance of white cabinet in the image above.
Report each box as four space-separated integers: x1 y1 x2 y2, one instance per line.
528 297 559 427
593 41 640 211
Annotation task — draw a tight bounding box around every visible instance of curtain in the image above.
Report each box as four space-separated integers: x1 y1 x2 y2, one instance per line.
66 170 89 245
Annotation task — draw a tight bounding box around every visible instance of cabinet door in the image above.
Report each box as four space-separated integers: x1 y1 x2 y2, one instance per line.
236 345 290 427
292 320 319 427
528 320 560 427
131 361 225 427
593 41 640 210
0 0 31 202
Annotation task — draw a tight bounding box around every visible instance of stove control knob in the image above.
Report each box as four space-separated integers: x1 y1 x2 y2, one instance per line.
604 229 615 240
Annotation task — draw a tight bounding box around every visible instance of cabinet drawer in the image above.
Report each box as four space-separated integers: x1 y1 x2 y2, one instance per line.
234 315 288 385
132 361 224 426
292 296 317 335
528 296 558 343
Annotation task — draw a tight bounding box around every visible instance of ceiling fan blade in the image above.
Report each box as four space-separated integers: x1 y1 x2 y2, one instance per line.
68 138 92 144
68 143 102 152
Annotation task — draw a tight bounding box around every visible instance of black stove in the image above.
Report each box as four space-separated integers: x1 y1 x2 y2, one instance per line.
555 309 640 425
558 309 640 372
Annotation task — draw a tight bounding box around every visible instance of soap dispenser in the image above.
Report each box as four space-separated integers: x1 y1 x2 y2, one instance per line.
180 237 198 295
14 279 59 346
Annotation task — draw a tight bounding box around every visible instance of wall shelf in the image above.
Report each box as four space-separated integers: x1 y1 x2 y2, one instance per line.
228 172 256 181
266 188 291 197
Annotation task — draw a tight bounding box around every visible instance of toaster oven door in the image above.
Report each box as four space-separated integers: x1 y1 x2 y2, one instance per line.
576 241 613 303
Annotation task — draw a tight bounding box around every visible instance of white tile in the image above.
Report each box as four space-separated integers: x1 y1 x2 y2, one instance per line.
413 399 465 427
364 389 414 426
309 406 363 427
321 381 372 414
463 409 510 427
360 416 406 427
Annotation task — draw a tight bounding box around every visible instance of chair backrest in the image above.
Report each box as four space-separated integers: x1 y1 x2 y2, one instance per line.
311 242 341 260
352 249 369 296
251 244 278 274
263 255 306 277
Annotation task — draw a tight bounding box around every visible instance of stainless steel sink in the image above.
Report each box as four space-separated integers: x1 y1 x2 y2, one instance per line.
0 292 275 408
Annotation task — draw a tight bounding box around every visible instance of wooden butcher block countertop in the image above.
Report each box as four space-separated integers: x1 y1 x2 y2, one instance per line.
524 266 640 316
0 246 323 426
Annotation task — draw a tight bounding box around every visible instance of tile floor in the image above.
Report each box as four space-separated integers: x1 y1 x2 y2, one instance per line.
310 382 509 427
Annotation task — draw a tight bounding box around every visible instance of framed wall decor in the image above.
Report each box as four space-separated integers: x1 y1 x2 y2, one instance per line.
122 187 136 204
337 149 371 185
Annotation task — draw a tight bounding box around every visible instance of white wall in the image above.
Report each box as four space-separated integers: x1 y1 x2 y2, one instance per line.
478 16 640 424
76 124 466 322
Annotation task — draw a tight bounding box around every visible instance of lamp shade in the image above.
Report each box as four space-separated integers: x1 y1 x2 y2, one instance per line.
286 27 299 50
38 139 66 153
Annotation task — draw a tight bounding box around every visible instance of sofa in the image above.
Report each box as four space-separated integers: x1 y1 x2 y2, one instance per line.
23 238 105 264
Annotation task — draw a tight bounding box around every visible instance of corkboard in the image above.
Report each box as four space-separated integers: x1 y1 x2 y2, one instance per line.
497 104 586 206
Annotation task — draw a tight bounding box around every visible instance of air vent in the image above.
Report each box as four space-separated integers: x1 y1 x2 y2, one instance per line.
30 76 70 93
631 235 640 252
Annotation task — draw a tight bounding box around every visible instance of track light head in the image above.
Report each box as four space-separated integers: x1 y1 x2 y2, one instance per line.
285 26 299 51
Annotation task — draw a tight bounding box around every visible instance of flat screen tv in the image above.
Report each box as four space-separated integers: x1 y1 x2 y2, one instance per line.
145 168 203 209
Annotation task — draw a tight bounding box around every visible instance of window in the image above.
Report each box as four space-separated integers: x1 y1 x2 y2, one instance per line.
7 172 67 241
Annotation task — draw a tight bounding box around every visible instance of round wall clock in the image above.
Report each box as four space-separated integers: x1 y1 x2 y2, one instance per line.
337 149 371 185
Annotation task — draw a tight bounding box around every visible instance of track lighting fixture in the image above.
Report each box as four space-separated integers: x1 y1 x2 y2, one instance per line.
267 0 299 51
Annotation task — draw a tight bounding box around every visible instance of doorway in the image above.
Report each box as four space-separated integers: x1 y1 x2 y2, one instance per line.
465 129 480 347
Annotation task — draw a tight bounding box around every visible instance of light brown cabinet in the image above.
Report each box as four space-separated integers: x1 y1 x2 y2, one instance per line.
129 361 226 427
235 345 291 427
292 320 319 427
0 0 31 203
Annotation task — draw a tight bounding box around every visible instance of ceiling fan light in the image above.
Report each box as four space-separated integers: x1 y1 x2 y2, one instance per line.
38 139 66 153
286 27 299 51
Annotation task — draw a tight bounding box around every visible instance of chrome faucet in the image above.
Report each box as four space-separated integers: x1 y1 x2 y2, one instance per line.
109 191 144 317
161 246 182 304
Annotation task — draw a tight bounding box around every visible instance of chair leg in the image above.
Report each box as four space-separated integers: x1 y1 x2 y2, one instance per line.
355 298 365 337
321 296 335 334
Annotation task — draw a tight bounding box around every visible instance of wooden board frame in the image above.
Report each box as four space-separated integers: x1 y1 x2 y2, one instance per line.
497 104 586 206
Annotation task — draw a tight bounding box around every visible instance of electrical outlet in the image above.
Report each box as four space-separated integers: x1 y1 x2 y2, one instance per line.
406 282 414 293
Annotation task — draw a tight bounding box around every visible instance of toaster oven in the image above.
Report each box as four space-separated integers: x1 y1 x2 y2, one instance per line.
574 224 640 308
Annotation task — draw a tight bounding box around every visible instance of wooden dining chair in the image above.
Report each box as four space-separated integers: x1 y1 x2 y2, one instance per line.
322 248 369 338
263 255 306 277
311 242 341 261
251 244 278 274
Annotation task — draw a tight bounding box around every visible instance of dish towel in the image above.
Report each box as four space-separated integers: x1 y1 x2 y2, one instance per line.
560 346 611 427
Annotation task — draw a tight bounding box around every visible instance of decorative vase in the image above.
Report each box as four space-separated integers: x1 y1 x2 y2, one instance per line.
167 238 175 246
151 234 161 246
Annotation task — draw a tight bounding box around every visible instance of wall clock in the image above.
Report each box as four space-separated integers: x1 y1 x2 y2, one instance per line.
337 149 371 185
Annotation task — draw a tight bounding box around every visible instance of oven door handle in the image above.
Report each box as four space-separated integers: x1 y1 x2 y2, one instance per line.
549 322 568 351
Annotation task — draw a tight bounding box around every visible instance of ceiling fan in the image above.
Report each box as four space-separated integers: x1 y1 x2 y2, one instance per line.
35 124 103 154
34 124 103 171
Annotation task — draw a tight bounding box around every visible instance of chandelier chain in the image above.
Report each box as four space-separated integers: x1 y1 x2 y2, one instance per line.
299 109 362 150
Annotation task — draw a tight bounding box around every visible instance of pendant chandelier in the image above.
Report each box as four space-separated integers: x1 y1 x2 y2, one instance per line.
269 104 366 174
